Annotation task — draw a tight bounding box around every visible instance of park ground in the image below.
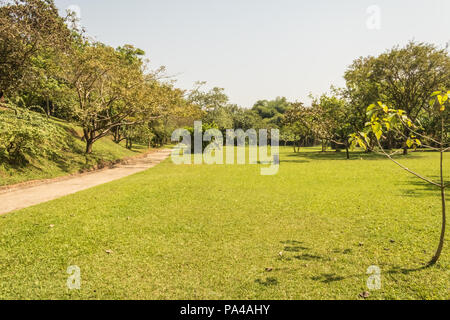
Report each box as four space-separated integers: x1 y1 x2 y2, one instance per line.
0 147 448 300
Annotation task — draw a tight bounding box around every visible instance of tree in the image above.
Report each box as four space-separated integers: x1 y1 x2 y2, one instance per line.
253 97 290 127
344 42 450 155
350 90 449 265
283 95 354 158
283 102 316 153
64 41 153 153
187 83 234 131
310 93 354 159
235 109 264 132
0 0 71 97
188 82 229 112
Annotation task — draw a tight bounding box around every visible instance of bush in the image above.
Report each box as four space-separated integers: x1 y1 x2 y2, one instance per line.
0 108 68 165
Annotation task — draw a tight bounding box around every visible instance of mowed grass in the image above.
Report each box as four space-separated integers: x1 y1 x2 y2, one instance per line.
0 147 449 300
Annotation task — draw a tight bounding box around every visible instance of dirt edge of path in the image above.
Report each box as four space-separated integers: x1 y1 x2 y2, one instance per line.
0 148 171 195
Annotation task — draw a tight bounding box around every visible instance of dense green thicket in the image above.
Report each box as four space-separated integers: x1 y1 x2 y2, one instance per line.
0 108 68 165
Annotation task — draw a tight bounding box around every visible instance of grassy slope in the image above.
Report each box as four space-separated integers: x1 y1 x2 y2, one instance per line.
0 147 448 300
0 116 147 186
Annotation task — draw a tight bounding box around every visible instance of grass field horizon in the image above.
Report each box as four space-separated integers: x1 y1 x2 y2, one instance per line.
0 147 448 300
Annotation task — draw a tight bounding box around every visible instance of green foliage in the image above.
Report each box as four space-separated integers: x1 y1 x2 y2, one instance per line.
0 0 72 95
252 97 290 127
0 108 67 165
350 90 449 151
344 42 450 149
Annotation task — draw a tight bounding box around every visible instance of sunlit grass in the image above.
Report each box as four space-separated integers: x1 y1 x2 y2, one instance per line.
0 147 448 299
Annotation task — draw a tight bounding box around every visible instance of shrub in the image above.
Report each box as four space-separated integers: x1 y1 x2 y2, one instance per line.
0 107 68 165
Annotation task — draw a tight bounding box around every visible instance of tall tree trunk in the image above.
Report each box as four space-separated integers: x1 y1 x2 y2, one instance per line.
346 144 350 160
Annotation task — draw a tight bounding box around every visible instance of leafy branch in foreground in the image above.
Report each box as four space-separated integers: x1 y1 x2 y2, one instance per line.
350 90 449 266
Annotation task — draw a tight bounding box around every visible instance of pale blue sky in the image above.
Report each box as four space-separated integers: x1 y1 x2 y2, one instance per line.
55 0 450 108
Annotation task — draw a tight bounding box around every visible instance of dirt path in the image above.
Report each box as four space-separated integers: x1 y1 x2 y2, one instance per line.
0 149 172 215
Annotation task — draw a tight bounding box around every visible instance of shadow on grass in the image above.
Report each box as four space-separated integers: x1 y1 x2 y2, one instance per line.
281 150 423 163
311 273 346 283
277 240 330 262
310 265 430 284
387 265 430 275
255 277 279 287
293 254 328 261
268 240 435 285
397 178 450 199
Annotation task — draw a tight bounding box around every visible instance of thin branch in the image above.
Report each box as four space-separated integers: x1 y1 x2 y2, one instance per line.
376 139 442 188
392 128 441 151
398 117 443 146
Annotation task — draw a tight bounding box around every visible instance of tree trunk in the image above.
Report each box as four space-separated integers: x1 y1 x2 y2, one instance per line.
84 129 94 154
322 140 327 152
429 186 447 266
85 140 93 154
114 126 122 143
46 97 50 118
346 145 350 160
126 137 132 150
429 116 446 266
403 147 408 155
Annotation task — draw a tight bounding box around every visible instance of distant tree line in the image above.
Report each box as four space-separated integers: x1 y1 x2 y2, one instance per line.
1 0 448 164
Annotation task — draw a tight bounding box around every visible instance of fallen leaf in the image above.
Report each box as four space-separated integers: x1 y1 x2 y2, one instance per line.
359 291 370 299
105 250 114 254
265 268 273 272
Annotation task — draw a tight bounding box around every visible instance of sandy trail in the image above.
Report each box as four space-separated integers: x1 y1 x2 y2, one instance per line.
0 149 172 215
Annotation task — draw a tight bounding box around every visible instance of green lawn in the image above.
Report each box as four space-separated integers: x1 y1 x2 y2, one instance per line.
0 147 448 299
